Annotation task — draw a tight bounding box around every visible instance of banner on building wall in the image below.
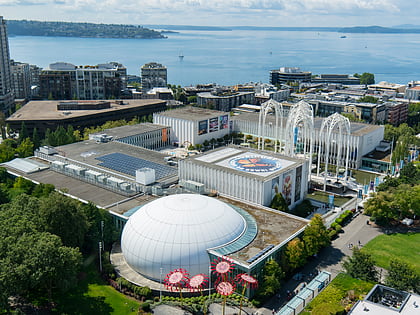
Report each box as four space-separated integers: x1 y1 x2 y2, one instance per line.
162 128 167 142
209 117 219 133
220 115 229 129
198 120 208 135
294 166 302 203
364 185 369 195
271 176 280 200
282 171 294 206
328 195 334 208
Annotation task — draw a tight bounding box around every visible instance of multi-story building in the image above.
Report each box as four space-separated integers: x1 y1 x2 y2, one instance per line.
141 62 167 93
404 85 420 100
270 67 312 85
10 60 31 100
307 99 387 123
197 89 255 111
39 62 126 100
386 102 408 126
312 74 360 85
0 16 14 114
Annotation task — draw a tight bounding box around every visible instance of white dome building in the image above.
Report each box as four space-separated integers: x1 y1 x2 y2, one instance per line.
121 194 247 280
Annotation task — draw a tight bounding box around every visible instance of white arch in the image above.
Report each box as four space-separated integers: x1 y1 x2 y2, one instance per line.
284 100 314 160
316 113 351 191
257 99 284 153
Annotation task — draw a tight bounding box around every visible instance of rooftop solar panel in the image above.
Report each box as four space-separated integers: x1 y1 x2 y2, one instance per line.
96 153 177 180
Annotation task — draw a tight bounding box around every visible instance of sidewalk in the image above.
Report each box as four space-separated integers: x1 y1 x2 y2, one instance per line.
257 213 383 315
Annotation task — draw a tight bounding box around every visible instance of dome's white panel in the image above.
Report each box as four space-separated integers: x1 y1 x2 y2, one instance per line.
121 194 246 280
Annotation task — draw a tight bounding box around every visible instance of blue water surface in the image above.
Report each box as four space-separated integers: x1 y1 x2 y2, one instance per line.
8 30 420 86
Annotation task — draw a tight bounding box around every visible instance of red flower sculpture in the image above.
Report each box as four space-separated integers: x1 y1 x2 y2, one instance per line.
188 273 209 292
164 268 190 292
211 257 235 277
215 278 236 296
236 273 258 289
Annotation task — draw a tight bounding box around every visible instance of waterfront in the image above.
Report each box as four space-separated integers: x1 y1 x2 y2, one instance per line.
9 29 420 86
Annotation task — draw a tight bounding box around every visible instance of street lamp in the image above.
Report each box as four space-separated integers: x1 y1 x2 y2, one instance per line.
98 241 102 272
160 267 163 302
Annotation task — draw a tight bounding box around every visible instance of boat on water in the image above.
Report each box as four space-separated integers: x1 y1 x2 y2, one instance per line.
178 51 184 60
340 35 347 38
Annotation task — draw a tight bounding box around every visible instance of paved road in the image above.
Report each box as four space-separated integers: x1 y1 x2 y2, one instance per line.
256 212 384 315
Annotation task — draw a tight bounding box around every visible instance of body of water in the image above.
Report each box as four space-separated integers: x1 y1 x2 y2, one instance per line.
8 30 420 86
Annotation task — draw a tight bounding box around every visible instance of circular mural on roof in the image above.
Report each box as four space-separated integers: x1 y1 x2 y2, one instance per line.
229 156 282 173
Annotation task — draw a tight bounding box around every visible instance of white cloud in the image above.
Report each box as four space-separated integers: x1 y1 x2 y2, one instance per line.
0 0 415 26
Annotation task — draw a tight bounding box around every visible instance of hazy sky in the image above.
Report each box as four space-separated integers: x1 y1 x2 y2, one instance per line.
0 0 418 27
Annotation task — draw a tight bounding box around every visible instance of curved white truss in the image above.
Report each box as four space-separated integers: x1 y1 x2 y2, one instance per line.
316 113 351 191
284 100 314 159
257 99 284 153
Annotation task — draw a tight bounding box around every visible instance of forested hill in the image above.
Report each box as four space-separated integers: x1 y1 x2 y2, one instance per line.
6 20 166 39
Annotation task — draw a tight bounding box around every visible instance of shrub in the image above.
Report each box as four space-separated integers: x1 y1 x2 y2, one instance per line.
140 302 150 312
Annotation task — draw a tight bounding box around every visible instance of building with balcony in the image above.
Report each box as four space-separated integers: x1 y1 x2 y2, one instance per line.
197 90 255 111
39 62 126 100
270 67 312 85
10 60 31 100
141 62 167 93
0 16 14 113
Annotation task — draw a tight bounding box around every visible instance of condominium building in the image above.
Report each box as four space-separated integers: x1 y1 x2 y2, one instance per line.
141 62 167 93
0 16 14 113
270 67 312 85
39 62 126 100
10 60 31 100
404 85 420 100
197 90 255 111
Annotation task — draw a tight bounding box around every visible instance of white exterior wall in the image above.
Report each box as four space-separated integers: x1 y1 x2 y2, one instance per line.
179 159 308 207
179 160 265 205
232 118 384 169
154 113 230 146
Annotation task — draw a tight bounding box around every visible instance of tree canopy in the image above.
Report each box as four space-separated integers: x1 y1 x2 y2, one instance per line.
303 214 330 257
385 259 419 293
343 246 378 282
354 72 375 85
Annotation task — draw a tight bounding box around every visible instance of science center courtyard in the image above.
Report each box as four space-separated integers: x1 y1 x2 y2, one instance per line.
111 193 307 296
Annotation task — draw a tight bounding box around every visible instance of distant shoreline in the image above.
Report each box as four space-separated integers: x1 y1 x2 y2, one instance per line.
6 20 420 40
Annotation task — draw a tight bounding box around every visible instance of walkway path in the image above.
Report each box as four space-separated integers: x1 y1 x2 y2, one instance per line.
256 213 383 315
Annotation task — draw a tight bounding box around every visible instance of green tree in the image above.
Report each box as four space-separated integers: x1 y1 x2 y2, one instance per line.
32 127 41 149
358 95 378 104
354 72 375 85
255 259 284 301
15 137 34 158
285 238 307 270
0 139 16 163
270 192 289 212
81 202 117 253
187 95 197 104
12 176 35 195
303 214 330 257
385 259 419 293
343 246 378 282
0 111 6 140
39 192 89 248
341 113 363 122
18 121 29 144
364 191 396 225
400 162 420 185
31 183 55 198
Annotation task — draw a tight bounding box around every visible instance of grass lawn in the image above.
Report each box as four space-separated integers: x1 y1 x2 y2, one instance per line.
307 191 351 207
53 261 140 314
362 232 420 274
351 169 378 185
301 273 374 315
